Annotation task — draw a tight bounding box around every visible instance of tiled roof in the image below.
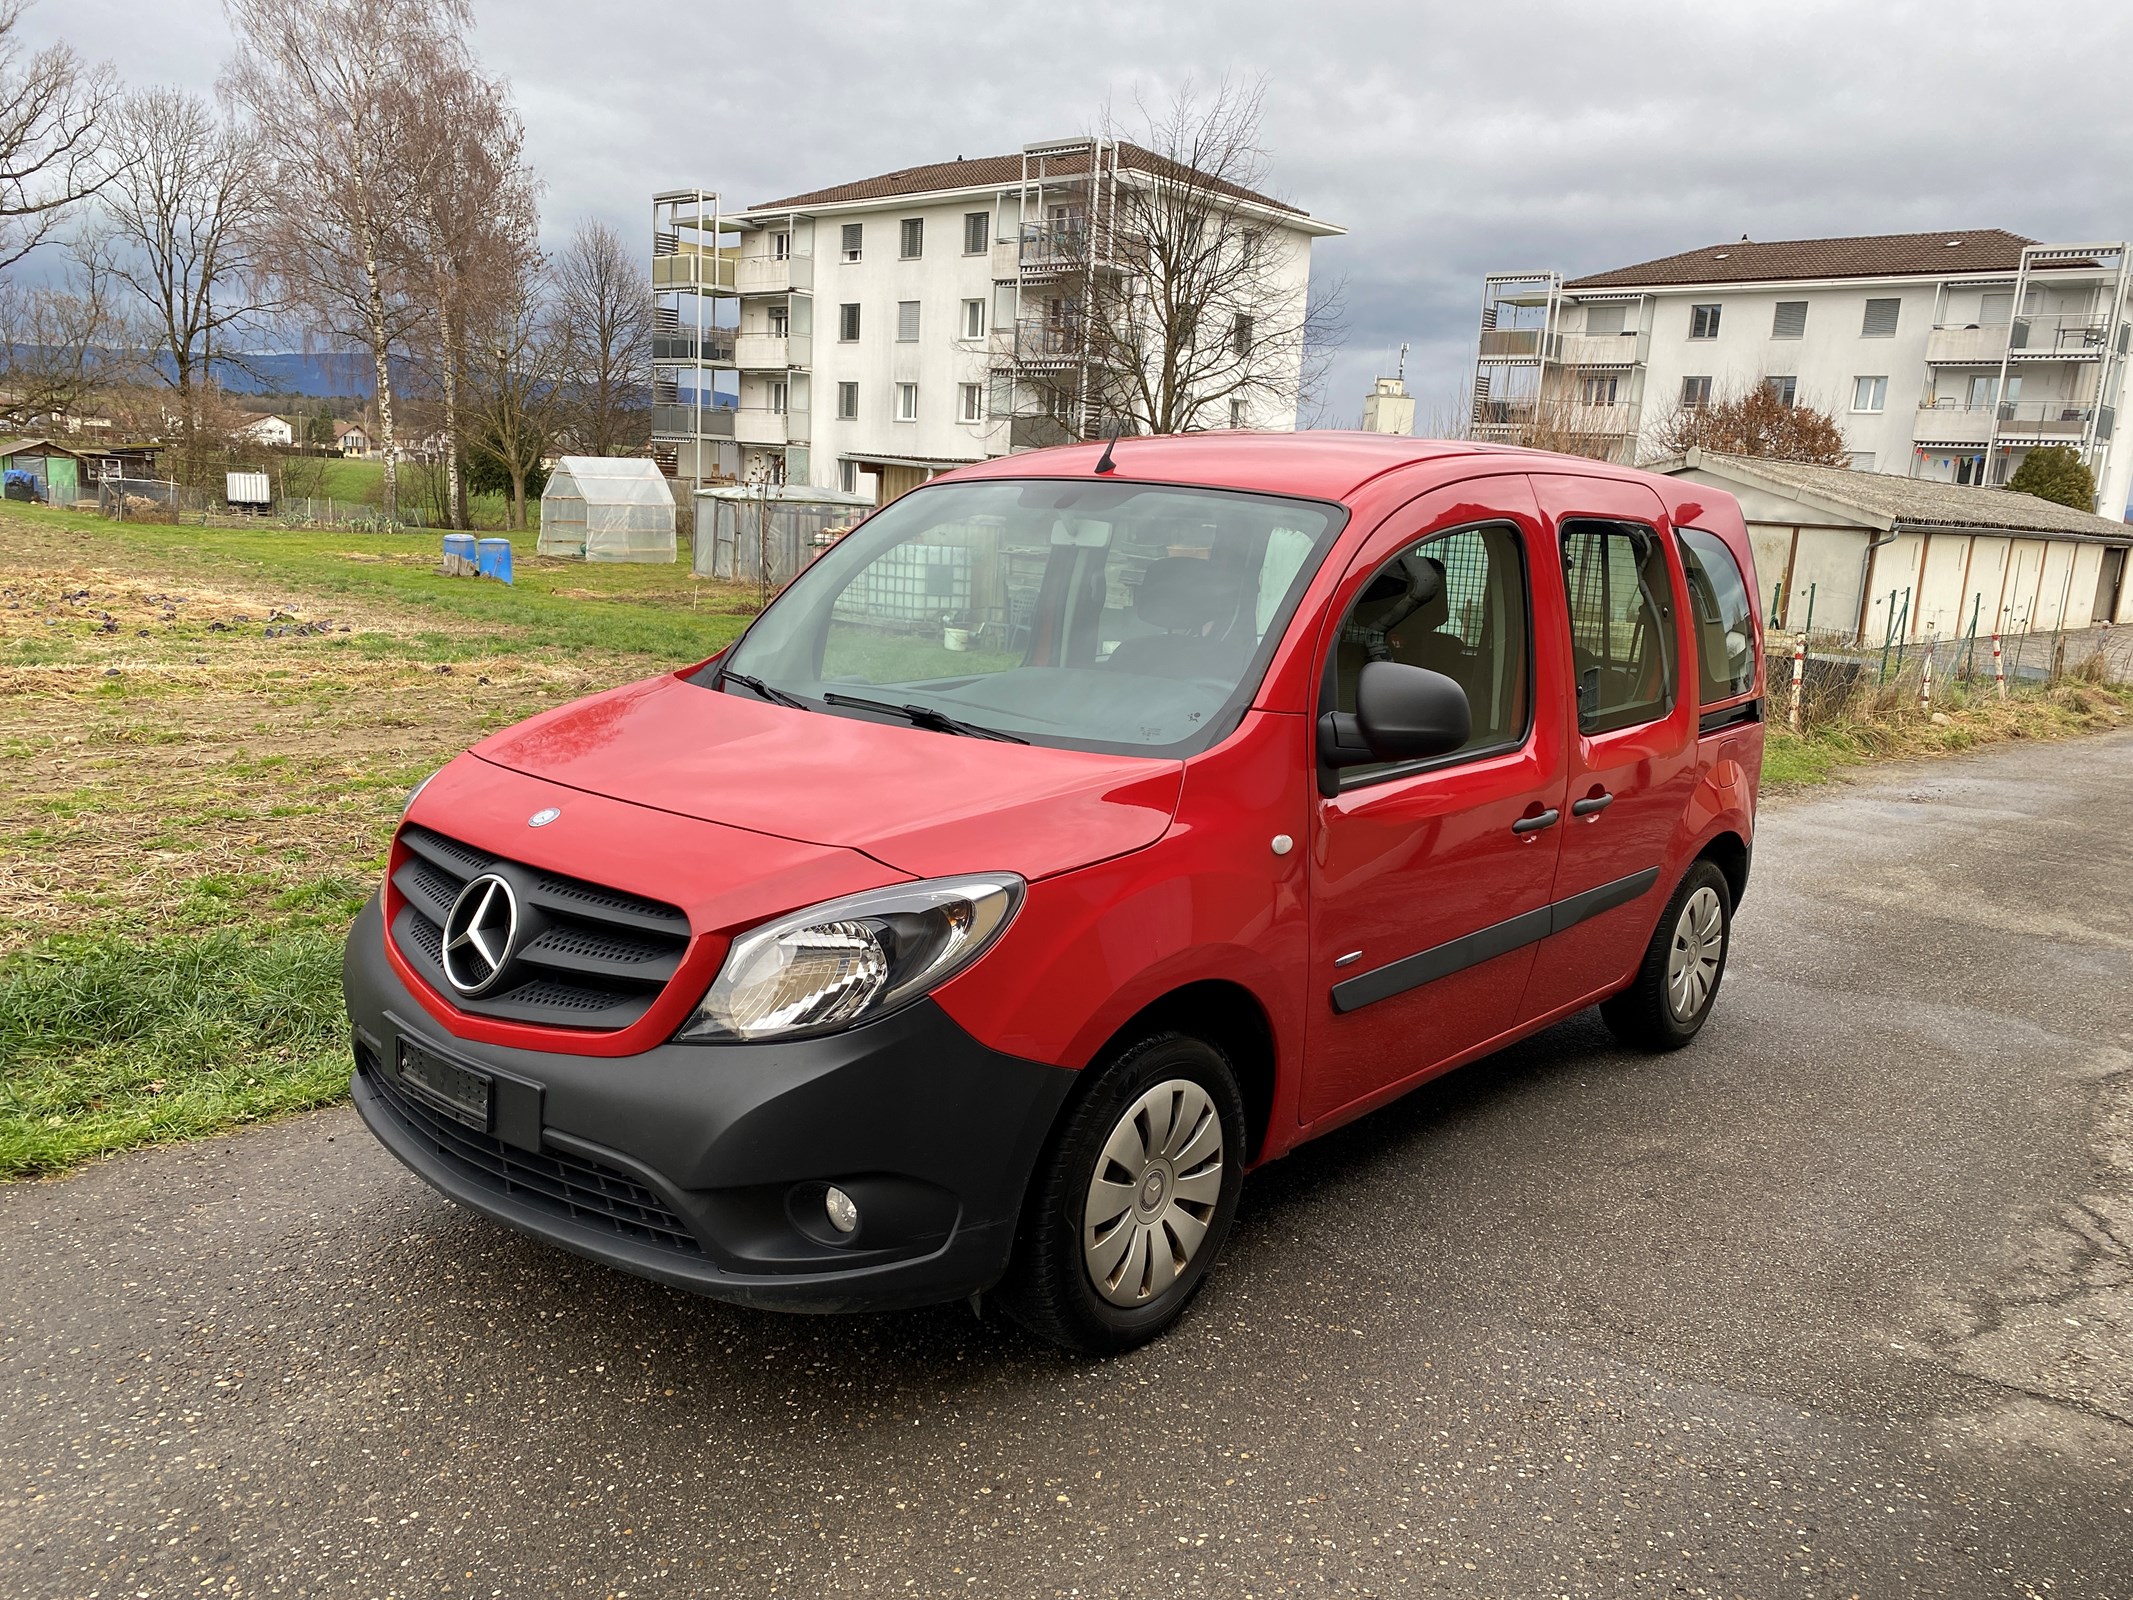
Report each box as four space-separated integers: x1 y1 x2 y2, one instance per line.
750 142 1304 217
1669 450 2131 540
1566 229 2039 290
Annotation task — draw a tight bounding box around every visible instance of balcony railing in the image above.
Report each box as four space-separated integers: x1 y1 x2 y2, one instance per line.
651 331 735 365
1551 330 1648 367
651 251 736 293
1010 415 1080 451
1015 319 1084 362
1924 323 2011 365
1477 328 1542 359
1020 219 1086 267
1912 401 1996 444
1914 398 2103 441
651 403 735 439
1994 400 2100 436
734 332 811 370
734 254 814 295
2009 313 2113 355
733 406 809 446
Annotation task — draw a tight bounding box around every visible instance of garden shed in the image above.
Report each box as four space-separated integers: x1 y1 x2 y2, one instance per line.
0 438 84 505
694 484 873 586
537 456 676 563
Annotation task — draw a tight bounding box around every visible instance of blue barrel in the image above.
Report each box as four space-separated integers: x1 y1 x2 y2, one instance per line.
476 538 513 584
442 533 477 568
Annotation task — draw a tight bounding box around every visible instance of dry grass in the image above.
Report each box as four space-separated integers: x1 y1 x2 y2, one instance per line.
1763 677 2133 790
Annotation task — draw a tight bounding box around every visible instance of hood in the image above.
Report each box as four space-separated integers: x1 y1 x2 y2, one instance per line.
472 671 1184 881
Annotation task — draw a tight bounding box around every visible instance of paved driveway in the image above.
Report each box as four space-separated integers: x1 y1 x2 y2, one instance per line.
5 732 2130 1598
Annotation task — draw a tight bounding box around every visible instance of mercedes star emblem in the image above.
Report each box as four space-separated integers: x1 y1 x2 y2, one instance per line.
528 807 561 828
441 874 519 996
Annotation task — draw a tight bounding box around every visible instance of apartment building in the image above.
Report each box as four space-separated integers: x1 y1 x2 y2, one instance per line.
1472 231 2133 516
652 141 1339 500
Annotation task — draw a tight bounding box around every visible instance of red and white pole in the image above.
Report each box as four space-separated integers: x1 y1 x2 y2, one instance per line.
1918 648 1933 710
1788 633 1806 733
1992 633 2006 698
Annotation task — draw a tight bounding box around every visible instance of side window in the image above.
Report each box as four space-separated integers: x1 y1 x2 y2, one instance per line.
1677 528 1757 703
1327 522 1531 778
1559 519 1676 734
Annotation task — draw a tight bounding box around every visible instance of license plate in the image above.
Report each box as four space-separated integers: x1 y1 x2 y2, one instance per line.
396 1039 492 1131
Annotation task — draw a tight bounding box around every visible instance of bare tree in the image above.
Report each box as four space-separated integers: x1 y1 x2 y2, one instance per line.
99 87 272 487
0 0 119 272
1643 381 1851 466
464 259 568 529
222 0 471 518
0 235 128 428
1035 78 1339 439
388 43 538 528
553 218 651 455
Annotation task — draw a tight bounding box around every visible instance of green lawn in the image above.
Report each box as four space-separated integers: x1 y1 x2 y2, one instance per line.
0 503 757 1178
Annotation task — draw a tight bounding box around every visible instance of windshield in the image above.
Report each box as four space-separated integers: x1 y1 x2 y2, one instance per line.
714 479 1344 756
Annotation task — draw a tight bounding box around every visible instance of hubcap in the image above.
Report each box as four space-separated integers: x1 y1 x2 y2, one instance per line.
1083 1078 1224 1308
1666 885 1725 1021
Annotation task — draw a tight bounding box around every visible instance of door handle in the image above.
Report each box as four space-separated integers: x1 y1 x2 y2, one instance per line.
1511 808 1560 835
1571 792 1615 817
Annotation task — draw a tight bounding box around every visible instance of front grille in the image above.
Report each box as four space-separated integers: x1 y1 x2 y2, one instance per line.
389 824 692 1030
362 1059 703 1257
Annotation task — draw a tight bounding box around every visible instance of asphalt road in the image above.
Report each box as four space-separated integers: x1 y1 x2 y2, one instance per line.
6 731 2132 1599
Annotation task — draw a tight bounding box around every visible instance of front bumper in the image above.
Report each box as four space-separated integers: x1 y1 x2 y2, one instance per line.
342 895 1075 1313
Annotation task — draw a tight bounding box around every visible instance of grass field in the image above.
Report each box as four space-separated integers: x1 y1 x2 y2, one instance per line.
0 502 757 1178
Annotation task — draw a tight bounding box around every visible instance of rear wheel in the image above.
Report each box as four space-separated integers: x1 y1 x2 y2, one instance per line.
1600 859 1732 1051
1000 1032 1246 1356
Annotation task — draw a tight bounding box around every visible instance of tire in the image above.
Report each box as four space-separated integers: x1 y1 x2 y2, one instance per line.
999 1032 1247 1356
1600 859 1733 1051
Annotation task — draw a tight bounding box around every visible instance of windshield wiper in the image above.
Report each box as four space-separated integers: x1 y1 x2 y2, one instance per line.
821 691 1028 743
719 668 811 710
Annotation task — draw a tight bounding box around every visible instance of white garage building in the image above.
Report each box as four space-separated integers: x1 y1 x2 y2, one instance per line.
1661 450 2132 645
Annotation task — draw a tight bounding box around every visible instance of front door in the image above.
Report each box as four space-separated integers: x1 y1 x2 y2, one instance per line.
1301 480 1571 1127
1519 475 1699 1019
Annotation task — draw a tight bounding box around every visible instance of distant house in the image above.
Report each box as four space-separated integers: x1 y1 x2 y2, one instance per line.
236 414 295 448
334 420 373 456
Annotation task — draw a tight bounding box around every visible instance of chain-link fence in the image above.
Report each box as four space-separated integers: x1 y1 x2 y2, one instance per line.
1769 620 2133 729
91 476 429 531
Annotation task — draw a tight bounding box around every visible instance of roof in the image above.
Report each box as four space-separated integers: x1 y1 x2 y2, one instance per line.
0 437 85 459
1664 450 2132 542
750 143 1313 222
1566 229 2041 290
545 456 675 506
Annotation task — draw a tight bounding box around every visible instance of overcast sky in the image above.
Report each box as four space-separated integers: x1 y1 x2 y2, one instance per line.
26 0 2133 424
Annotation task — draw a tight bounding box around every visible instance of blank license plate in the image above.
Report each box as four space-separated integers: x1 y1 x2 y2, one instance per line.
397 1039 492 1131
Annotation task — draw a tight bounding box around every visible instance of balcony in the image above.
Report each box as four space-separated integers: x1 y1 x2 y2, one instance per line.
991 241 1021 280
1925 323 2011 366
651 330 735 365
651 403 735 439
1914 398 2103 444
1995 400 2100 440
734 254 814 296
651 250 736 293
1010 415 1079 451
2008 313 2113 358
1477 328 1542 360
1912 400 1996 444
733 406 809 446
1551 329 1648 367
1018 219 1087 273
1014 319 1084 365
734 332 812 370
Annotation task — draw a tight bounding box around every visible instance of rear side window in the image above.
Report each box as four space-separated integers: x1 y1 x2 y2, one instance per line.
1560 519 1676 735
1327 521 1531 779
1677 528 1757 703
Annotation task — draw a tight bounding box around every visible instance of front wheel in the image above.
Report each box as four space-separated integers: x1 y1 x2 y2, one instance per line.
1600 859 1733 1051
999 1032 1246 1356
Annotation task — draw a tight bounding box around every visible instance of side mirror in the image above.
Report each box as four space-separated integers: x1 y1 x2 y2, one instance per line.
1318 661 1472 770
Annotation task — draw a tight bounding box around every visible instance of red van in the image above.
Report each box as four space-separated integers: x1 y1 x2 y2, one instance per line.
345 435 1763 1354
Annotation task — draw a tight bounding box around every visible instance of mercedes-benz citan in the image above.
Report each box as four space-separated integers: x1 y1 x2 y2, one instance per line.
345 434 1764 1354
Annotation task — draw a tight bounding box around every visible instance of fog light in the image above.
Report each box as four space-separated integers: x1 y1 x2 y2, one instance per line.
824 1186 860 1235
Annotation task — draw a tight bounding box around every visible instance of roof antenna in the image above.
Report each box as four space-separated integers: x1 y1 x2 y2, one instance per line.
1093 428 1119 475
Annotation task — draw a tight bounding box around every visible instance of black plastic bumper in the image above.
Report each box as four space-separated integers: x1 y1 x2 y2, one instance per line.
342 895 1076 1313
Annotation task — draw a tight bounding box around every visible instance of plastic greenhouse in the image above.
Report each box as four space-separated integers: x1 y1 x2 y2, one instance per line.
538 457 677 563
694 485 874 587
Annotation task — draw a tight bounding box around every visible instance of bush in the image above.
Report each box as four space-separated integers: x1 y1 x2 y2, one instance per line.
2005 445 2097 511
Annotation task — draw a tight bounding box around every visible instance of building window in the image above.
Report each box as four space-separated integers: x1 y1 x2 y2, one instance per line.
1763 374 1798 408
1582 374 1619 406
838 302 860 342
896 383 918 422
1852 375 1888 413
837 382 858 420
768 304 789 336
900 217 923 259
1680 375 1713 409
962 298 985 339
1584 303 1627 334
841 222 862 263
1862 297 1900 337
959 383 984 423
1231 313 1253 356
770 231 790 262
767 380 789 416
963 211 989 254
1849 452 1876 472
1771 301 1807 339
896 301 920 342
839 459 860 495
1689 303 1721 339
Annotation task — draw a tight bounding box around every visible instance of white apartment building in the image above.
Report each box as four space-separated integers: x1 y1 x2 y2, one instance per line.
652 141 1339 501
1472 231 2133 517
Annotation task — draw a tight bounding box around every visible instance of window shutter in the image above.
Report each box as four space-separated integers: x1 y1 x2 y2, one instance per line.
841 223 862 260
839 303 860 341
1584 303 1626 334
1862 298 1900 337
965 212 989 254
900 218 923 257
897 301 920 341
1771 301 1807 338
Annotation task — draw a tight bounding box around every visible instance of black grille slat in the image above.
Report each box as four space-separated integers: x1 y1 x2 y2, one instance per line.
366 1063 701 1255
388 825 692 1031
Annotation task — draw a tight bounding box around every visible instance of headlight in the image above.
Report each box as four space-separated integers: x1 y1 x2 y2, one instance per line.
678 874 1024 1042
